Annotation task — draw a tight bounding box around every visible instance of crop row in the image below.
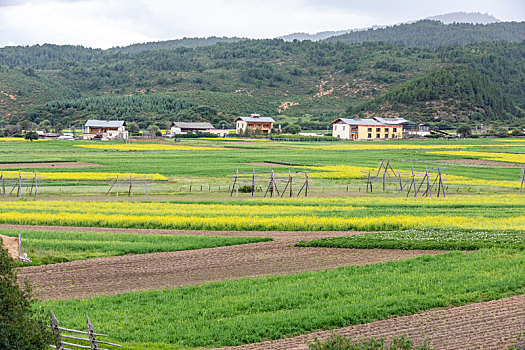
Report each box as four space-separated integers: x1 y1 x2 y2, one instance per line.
1 210 525 231
2 229 269 266
296 228 525 250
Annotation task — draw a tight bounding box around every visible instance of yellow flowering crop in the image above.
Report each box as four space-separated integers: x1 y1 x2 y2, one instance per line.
0 171 168 181
0 195 524 231
302 165 369 179
299 164 521 188
429 150 525 164
200 138 271 142
308 143 525 151
75 144 222 151
0 137 48 142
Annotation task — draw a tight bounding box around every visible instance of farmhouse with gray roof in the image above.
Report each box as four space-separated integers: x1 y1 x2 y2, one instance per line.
83 120 128 140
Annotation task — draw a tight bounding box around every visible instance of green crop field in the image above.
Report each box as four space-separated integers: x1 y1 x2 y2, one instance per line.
296 228 525 251
1 229 270 266
0 137 524 199
40 249 525 349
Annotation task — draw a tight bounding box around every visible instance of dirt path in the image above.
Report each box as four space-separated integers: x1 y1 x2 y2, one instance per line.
10 225 444 301
221 294 525 350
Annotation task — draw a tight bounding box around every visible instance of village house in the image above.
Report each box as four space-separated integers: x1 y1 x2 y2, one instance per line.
169 122 229 137
83 120 128 140
331 118 403 140
373 117 430 137
235 114 275 134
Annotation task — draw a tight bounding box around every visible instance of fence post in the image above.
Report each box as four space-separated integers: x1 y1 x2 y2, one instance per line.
1 171 5 198
516 168 525 196
144 175 148 196
34 171 38 198
129 174 133 199
87 316 98 350
289 171 293 197
18 170 21 198
252 168 256 197
50 311 63 350
116 174 119 198
305 171 309 197
271 170 276 198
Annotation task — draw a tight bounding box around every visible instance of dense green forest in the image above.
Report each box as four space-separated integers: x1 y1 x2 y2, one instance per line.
325 20 525 49
0 19 524 131
109 37 245 53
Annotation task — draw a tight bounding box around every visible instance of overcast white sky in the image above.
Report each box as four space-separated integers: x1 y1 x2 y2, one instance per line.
0 0 523 49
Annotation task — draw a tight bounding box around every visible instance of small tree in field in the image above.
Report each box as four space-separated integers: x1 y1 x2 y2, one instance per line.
456 124 472 138
0 247 54 349
24 131 39 142
127 122 140 134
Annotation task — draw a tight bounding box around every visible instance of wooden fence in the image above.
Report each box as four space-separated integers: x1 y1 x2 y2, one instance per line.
50 311 122 350
229 169 310 198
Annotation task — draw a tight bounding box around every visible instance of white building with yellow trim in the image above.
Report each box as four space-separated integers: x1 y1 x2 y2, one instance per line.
331 118 403 140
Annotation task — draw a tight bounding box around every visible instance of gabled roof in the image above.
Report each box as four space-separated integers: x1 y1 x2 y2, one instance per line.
170 122 215 130
373 117 416 125
331 118 383 126
85 120 126 128
235 116 275 123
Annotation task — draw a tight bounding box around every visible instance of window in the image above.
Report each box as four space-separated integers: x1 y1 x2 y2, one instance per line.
368 133 372 138
393 128 397 132
376 128 380 132
385 128 389 132
343 126 345 131
385 134 389 138
368 128 372 132
376 134 380 138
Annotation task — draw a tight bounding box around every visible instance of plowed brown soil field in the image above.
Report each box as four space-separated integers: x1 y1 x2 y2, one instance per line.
221 294 525 350
10 224 443 301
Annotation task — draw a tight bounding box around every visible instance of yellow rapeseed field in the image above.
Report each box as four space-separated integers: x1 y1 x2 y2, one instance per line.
0 171 168 181
75 144 222 151
429 150 525 164
0 195 523 231
308 143 525 151
0 137 48 142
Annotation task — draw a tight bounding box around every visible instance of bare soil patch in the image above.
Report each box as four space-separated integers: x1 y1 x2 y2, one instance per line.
0 162 102 169
10 225 445 301
222 294 525 350
438 158 524 168
0 234 19 259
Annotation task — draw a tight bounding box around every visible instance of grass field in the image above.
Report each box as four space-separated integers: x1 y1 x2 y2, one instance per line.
1 229 270 266
0 138 524 188
296 228 525 251
40 249 525 349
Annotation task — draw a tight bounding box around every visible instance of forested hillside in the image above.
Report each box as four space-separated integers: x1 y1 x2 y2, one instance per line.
0 20 524 131
109 37 245 53
325 20 525 49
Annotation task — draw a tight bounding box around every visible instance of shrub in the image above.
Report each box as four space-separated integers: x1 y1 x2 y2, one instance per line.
308 334 431 350
0 247 55 349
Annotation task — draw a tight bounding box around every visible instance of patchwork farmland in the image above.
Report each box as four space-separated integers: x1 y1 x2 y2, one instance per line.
1 137 525 350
